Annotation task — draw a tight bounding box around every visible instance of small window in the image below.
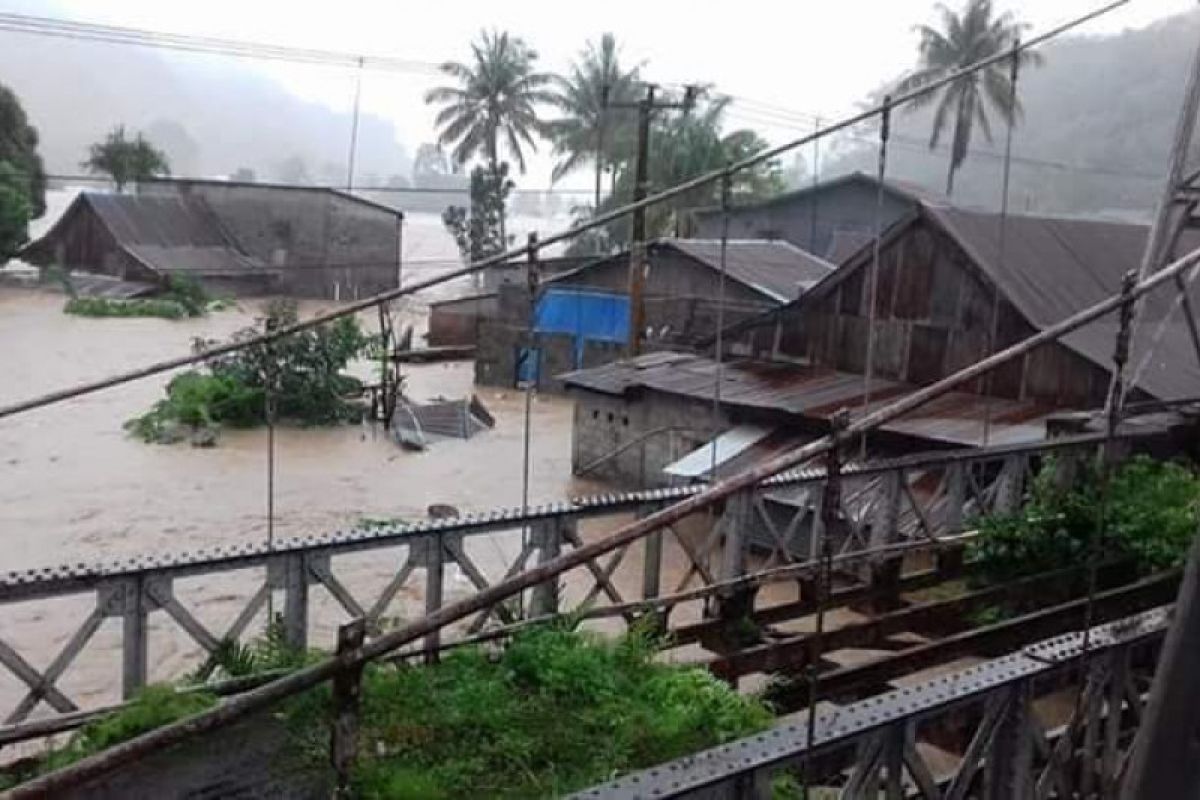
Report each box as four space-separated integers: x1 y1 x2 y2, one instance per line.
607 412 615 423
592 409 599 420
621 416 629 426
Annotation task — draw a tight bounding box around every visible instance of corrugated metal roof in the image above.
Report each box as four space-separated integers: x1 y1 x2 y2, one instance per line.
663 424 774 479
84 193 266 275
663 239 834 302
924 205 1200 401
561 353 1055 447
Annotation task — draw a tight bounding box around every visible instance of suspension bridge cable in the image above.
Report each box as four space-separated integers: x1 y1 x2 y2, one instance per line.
0 0 1130 424
982 42 1022 447
860 95 891 459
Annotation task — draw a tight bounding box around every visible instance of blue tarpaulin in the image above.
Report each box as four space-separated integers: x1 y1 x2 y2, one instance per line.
533 288 629 368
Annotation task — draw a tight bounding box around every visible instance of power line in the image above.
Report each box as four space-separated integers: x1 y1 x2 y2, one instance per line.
723 107 1163 183
0 12 442 74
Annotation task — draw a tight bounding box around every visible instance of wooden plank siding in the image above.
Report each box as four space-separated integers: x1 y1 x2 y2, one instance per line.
757 216 1111 408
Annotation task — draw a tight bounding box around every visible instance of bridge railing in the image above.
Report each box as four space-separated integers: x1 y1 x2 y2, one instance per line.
0 431 1140 729
573 605 1170 799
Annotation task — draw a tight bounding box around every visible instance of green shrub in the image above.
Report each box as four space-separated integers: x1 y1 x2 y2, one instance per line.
970 455 1200 584
127 300 367 442
61 274 218 319
65 295 189 319
43 685 218 773
284 624 771 798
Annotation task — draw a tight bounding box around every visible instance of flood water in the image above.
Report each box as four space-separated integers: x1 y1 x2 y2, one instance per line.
0 286 759 725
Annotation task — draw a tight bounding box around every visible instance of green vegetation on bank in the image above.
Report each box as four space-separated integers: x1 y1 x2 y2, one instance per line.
126 299 367 444
63 275 223 319
285 623 772 798
4 624 773 797
970 455 1200 585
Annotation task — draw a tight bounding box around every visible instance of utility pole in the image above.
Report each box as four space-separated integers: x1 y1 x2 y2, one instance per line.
611 83 701 356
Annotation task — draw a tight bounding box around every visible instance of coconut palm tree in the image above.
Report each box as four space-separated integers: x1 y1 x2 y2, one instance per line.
546 34 641 210
424 30 557 174
895 0 1039 196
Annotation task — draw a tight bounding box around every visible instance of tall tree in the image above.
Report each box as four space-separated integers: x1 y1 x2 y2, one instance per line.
598 96 784 245
0 83 46 219
0 161 32 259
894 0 1039 196
443 163 514 287
546 34 640 209
82 126 171 191
424 30 556 174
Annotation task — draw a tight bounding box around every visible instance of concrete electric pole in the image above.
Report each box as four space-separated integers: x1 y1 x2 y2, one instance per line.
609 83 702 356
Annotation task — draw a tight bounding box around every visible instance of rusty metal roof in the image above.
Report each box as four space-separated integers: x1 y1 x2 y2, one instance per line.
560 353 1054 447
923 205 1200 401
663 239 835 302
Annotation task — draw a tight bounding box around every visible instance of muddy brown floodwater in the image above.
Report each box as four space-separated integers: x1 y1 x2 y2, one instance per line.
0 286 771 727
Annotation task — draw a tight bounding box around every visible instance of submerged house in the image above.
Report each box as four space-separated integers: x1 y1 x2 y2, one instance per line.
22 179 404 298
475 238 834 389
563 199 1200 489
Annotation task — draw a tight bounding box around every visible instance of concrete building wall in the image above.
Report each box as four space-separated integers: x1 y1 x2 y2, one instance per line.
569 390 729 488
689 178 916 259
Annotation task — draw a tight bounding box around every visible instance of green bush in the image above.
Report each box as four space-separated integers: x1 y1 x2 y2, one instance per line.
62 275 218 319
284 624 772 798
127 300 367 442
42 685 217 773
970 455 1200 584
65 295 190 319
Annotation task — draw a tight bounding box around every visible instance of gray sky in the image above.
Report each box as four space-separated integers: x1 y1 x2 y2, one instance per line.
12 0 1197 188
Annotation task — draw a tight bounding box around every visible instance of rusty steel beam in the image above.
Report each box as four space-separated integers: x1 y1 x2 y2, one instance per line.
705 562 1135 679
782 571 1178 708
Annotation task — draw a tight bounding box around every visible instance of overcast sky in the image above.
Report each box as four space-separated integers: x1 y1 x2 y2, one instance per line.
9 0 1197 188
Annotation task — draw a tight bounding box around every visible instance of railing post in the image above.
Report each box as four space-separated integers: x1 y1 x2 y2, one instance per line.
868 469 903 612
641 505 663 601
984 681 1034 800
423 532 445 664
282 552 309 650
121 576 147 699
938 461 968 580
531 519 562 616
714 491 759 658
330 618 366 797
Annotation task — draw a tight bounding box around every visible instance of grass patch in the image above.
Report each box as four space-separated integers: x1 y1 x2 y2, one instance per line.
283 623 772 798
43 685 218 773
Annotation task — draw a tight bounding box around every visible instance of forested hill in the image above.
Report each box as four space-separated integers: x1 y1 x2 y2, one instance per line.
0 23 412 188
825 8 1200 220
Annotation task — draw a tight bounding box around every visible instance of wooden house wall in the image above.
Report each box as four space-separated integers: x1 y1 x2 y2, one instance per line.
34 202 156 283
764 219 1110 407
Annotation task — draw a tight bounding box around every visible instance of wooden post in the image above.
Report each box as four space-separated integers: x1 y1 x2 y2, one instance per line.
423 533 445 664
121 576 147 699
330 618 366 797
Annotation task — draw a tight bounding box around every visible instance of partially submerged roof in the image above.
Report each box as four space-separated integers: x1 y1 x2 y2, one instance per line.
561 353 1053 447
139 177 405 218
25 192 271 276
